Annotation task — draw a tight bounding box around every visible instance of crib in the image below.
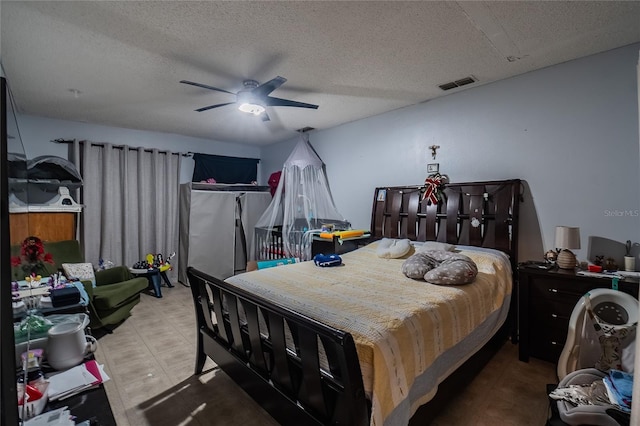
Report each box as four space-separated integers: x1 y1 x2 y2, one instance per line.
254 218 351 261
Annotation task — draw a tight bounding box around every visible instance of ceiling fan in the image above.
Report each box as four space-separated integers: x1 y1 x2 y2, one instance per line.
180 76 318 122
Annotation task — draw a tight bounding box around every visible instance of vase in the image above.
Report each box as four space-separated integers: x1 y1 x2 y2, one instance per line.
624 256 635 272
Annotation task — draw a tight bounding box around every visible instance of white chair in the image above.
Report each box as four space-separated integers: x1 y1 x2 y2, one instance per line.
557 288 638 381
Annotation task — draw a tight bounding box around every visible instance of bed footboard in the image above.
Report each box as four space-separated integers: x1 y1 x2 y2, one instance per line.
187 267 369 426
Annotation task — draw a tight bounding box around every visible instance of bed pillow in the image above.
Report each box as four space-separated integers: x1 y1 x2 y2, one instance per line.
62 262 97 288
402 252 438 279
402 250 477 285
376 238 412 259
415 241 456 253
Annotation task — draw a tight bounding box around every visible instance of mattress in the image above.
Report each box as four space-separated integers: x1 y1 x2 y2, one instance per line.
225 241 513 425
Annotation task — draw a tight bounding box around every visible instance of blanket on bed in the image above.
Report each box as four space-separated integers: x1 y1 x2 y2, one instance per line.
226 241 512 426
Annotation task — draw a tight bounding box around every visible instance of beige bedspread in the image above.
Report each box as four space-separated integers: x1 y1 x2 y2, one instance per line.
226 241 512 425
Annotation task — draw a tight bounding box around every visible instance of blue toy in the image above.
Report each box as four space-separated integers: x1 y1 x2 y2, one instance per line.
313 253 342 267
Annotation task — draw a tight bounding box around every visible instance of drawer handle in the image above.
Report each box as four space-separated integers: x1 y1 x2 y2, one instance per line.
548 288 558 293
551 341 558 346
551 314 558 318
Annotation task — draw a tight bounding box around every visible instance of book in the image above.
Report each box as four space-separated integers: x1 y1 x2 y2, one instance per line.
257 258 299 270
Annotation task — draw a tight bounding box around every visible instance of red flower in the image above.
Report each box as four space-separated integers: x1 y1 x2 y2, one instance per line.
13 236 54 273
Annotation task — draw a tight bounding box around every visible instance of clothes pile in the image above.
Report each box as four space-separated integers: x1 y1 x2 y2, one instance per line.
549 368 633 425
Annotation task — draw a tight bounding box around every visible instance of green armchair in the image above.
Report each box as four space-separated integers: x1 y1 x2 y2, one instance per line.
11 239 148 329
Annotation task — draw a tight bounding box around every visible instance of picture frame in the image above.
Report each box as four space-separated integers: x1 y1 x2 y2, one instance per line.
427 163 439 173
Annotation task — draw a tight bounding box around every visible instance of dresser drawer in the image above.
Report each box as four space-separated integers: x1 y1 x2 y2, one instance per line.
529 335 565 363
529 277 587 302
528 305 571 363
530 296 576 320
530 306 571 330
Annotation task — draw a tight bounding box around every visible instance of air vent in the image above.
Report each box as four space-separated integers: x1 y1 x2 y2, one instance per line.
297 126 315 133
438 76 477 91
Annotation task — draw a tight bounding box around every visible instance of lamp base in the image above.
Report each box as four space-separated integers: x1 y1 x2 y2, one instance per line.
557 249 577 269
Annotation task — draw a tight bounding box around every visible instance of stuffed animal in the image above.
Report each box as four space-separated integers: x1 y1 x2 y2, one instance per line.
313 253 342 267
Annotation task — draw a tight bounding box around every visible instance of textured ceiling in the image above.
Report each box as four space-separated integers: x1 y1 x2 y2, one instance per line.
2 1 640 146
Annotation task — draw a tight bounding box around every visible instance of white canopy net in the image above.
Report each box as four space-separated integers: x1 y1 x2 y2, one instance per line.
252 135 349 261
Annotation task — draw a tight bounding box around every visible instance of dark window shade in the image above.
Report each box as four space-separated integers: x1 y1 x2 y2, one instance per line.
192 153 260 184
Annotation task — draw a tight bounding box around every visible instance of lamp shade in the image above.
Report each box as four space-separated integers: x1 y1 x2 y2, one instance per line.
555 226 581 250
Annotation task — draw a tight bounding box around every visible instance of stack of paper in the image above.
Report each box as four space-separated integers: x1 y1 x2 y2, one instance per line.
46 360 110 401
618 270 640 278
23 406 74 426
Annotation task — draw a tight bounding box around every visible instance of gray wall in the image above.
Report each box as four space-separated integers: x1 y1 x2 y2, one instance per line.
261 44 640 264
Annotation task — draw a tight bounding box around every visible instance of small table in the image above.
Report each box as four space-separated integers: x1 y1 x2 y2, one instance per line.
311 234 371 256
12 281 89 320
128 268 173 298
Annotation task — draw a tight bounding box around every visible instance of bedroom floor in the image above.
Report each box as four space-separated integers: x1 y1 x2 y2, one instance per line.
94 282 558 426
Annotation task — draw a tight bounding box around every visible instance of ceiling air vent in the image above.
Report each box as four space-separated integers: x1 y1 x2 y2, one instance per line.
438 76 477 91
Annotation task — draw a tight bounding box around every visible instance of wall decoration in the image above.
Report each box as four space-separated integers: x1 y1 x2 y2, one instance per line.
421 172 448 205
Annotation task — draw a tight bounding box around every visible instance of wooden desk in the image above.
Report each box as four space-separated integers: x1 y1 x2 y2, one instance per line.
46 380 116 425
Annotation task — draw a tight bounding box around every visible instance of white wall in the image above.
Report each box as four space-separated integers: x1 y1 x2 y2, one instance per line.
15 115 261 183
261 44 640 264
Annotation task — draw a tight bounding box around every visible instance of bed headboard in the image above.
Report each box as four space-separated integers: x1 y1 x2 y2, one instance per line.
370 179 522 262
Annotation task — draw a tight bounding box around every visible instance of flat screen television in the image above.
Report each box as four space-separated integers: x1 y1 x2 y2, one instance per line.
1 75 21 425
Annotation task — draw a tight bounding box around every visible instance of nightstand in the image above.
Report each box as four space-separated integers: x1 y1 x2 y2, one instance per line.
518 266 639 363
311 235 370 256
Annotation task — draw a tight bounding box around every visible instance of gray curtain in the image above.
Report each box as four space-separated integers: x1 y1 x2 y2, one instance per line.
70 140 181 276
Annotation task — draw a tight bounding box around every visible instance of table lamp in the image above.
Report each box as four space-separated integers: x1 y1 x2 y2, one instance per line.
555 226 580 269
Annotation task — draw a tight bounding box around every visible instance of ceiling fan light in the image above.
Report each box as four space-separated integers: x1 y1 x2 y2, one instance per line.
238 102 265 116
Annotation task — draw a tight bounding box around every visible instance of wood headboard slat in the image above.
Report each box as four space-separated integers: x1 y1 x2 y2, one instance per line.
387 190 402 238
444 189 460 244
405 191 420 239
423 199 437 241
494 183 512 253
466 186 485 247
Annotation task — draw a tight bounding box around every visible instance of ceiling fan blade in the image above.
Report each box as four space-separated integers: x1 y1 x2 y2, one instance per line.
195 102 235 112
261 112 271 122
253 76 287 97
264 96 318 109
180 80 235 95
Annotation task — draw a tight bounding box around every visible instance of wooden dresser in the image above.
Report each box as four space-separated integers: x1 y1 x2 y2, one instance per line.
518 266 639 363
9 212 77 244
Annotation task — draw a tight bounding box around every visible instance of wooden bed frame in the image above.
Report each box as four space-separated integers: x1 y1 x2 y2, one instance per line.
187 179 522 425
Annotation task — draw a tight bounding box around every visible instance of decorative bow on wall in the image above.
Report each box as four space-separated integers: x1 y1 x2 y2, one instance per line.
421 172 448 205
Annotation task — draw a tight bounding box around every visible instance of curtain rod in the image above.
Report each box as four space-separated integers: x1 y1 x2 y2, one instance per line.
52 138 191 157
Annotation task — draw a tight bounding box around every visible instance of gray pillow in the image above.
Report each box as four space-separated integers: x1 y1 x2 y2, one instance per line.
402 252 438 279
402 250 478 285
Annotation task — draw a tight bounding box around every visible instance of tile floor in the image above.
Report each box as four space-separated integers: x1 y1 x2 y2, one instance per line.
94 282 558 425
